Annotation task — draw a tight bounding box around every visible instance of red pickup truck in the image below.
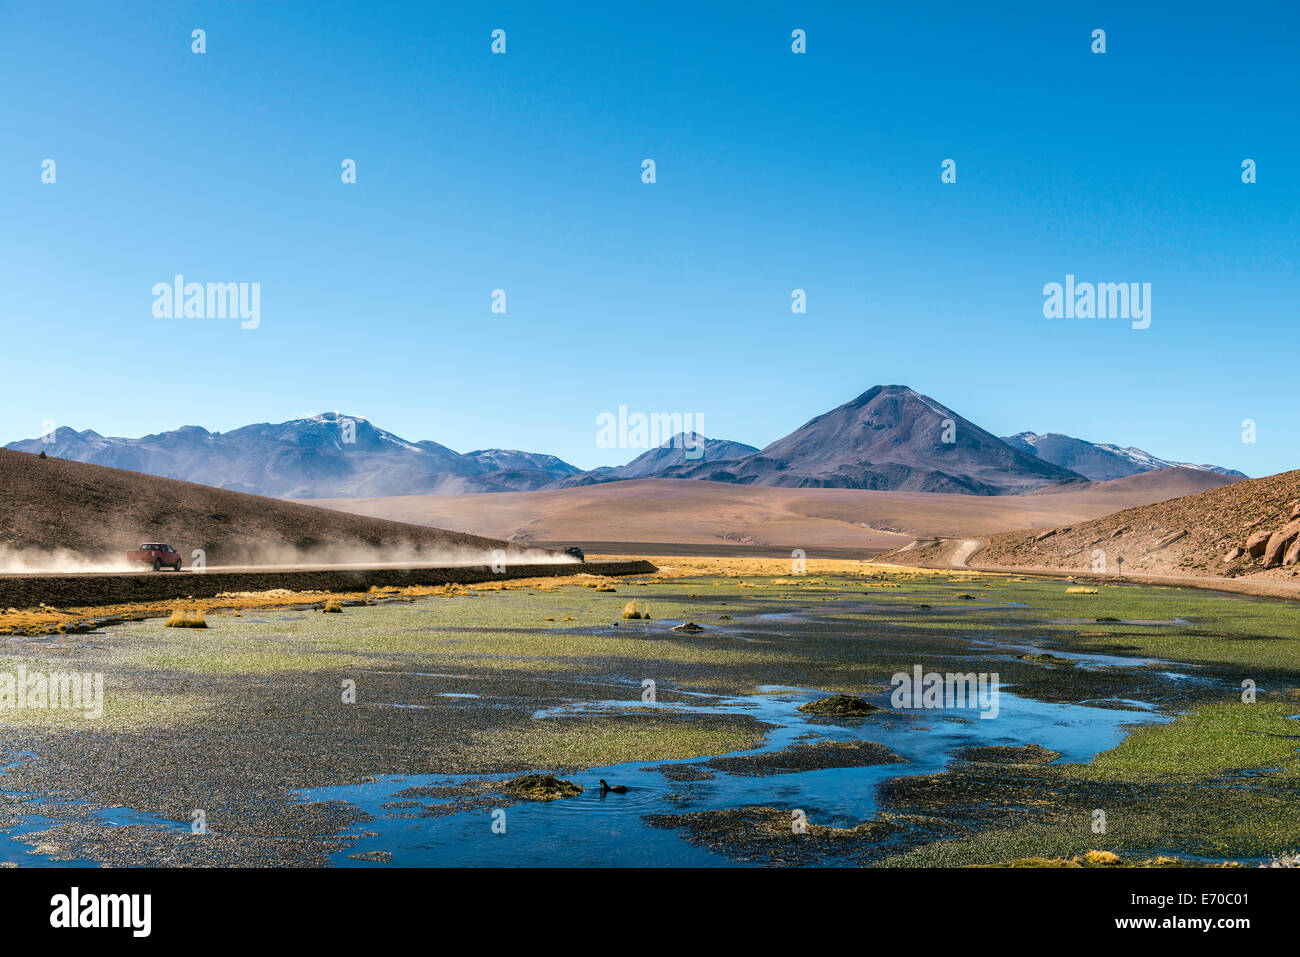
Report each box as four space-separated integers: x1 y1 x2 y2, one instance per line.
127 543 183 572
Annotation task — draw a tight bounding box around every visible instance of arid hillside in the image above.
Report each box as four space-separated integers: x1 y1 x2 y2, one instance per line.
0 449 546 571
976 468 1300 580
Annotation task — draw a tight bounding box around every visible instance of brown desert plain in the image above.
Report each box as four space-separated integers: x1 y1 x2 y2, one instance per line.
311 467 1237 557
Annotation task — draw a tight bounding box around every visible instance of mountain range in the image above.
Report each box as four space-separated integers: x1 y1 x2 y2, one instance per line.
5 386 1244 499
7 414 583 498
553 433 761 488
656 386 1081 494
1001 432 1246 482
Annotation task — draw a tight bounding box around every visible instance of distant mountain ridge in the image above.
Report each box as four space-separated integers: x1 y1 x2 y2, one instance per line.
6 414 582 498
554 433 760 488
4 388 1245 499
658 386 1087 495
1003 431 1246 482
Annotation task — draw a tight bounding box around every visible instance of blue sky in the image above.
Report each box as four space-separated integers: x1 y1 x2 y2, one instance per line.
1 1 1296 474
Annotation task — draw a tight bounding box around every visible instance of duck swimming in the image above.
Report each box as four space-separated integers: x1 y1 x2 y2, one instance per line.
598 779 627 794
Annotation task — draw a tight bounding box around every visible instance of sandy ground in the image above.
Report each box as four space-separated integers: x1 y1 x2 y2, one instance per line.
533 540 890 559
311 470 1234 553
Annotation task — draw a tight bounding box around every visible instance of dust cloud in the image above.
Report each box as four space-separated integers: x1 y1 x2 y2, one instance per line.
0 542 577 575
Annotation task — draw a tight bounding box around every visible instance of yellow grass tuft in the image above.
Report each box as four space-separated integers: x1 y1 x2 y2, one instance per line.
621 601 651 620
1066 586 1099 594
1084 849 1120 865
163 609 207 629
595 583 617 592
322 598 343 613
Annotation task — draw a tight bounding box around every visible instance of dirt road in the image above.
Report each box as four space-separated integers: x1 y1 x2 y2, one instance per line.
0 560 655 610
924 537 1300 601
949 539 982 568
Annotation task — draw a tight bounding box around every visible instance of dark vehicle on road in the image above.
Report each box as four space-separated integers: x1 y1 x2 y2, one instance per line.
563 547 585 562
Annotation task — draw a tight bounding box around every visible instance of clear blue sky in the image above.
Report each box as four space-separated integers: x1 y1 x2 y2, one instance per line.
2 1 1295 474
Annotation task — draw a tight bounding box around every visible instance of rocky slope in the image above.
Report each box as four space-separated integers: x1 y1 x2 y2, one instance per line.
975 468 1300 580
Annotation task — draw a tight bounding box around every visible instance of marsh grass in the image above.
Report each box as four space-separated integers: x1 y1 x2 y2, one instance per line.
882 700 1300 867
504 715 766 767
18 558 1300 867
1079 702 1300 779
163 609 207 628
621 600 650 619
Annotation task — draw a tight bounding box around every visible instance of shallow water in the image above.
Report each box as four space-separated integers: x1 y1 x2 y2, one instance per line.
287 596 1194 865
969 637 1172 671
296 684 1167 866
0 814 99 867
0 581 1255 866
0 751 187 865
